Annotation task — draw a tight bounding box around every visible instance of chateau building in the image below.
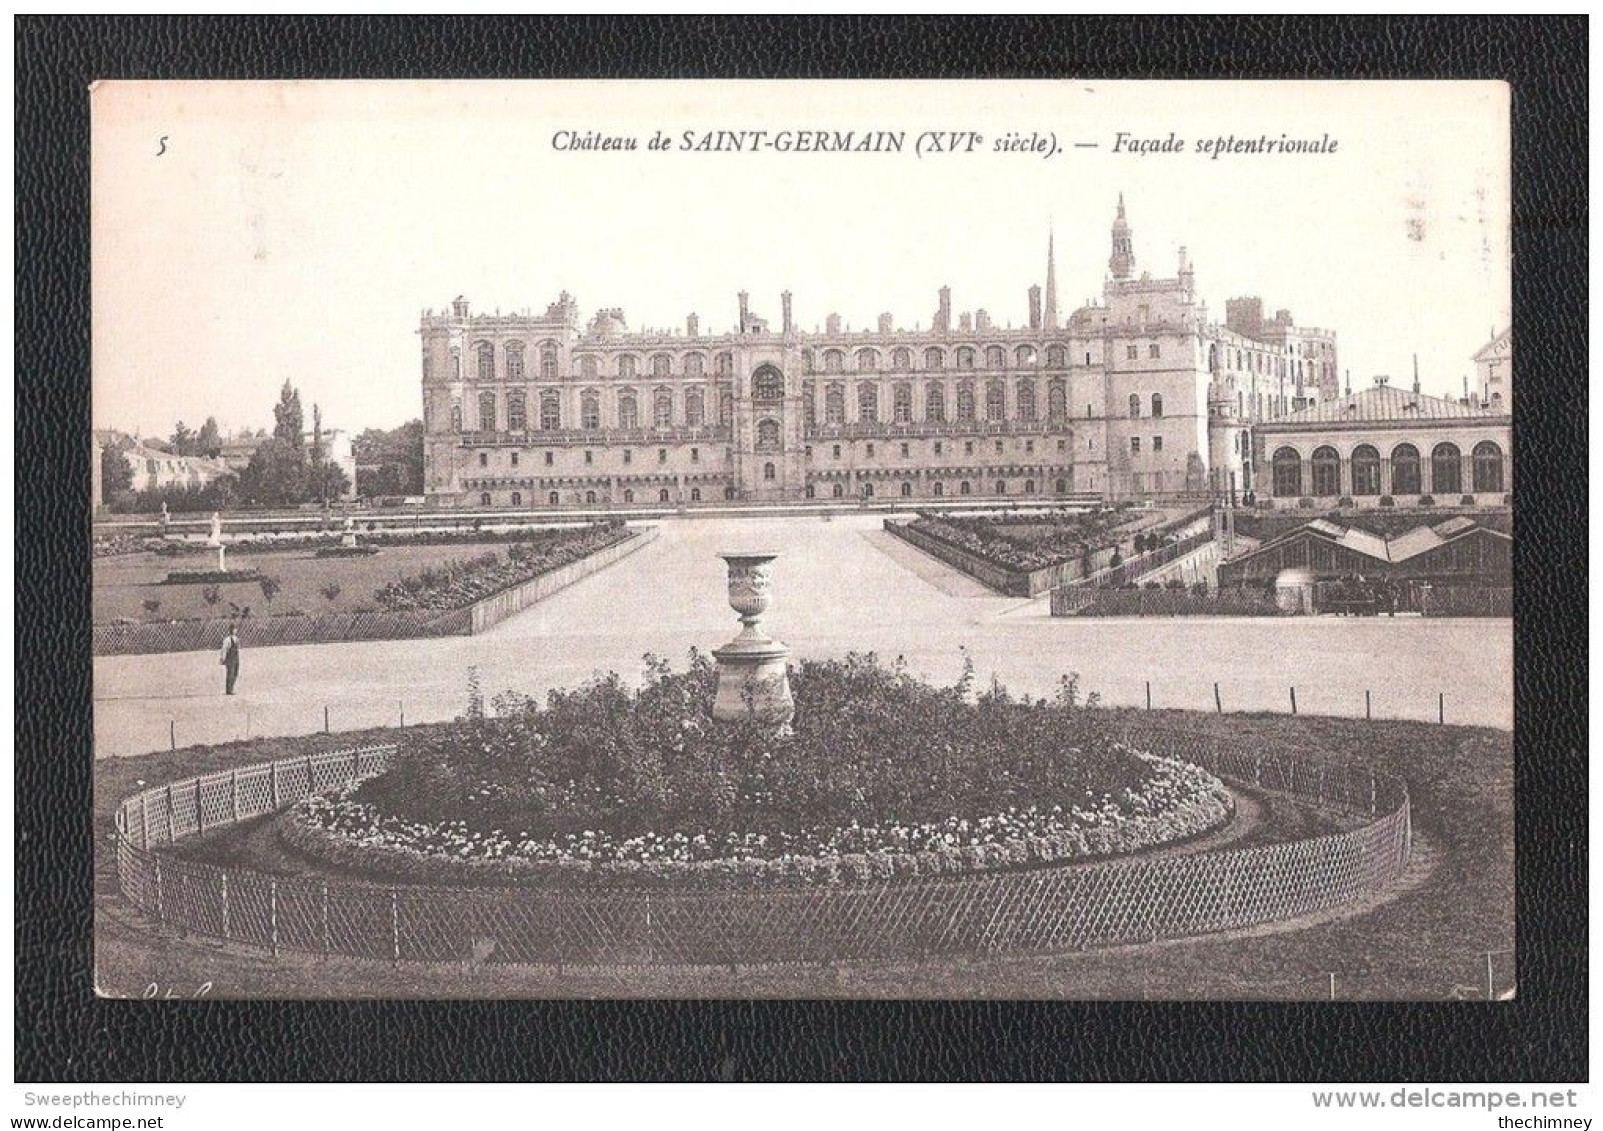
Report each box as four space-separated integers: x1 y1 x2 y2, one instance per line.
420 199 1336 509
1472 328 1512 411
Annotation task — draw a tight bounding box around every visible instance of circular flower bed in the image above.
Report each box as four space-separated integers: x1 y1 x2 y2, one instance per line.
283 653 1234 888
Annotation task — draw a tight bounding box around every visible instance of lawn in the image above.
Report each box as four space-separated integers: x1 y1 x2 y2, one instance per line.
93 709 1513 1001
93 542 528 624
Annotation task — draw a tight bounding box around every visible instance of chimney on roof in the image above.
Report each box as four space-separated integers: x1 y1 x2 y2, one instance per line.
825 312 842 335
738 291 750 333
781 291 793 334
1344 369 1351 396
958 312 973 333
686 313 699 337
1028 284 1042 330
935 286 952 333
1412 353 1421 394
877 312 893 334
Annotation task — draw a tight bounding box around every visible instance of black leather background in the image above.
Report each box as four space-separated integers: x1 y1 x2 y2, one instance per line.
15 16 1587 1082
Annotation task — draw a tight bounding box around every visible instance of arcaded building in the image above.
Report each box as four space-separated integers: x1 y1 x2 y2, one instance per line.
420 199 1336 508
1250 378 1512 510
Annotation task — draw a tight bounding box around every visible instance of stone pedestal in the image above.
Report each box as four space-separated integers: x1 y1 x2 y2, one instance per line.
215 544 228 573
711 553 795 725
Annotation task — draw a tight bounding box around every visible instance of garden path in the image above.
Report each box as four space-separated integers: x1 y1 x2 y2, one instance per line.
94 513 1513 757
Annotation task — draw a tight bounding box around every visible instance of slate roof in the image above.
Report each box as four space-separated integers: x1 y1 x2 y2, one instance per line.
1269 384 1503 425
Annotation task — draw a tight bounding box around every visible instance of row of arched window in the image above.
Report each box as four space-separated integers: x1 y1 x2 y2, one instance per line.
477 476 1079 509
1270 441 1506 498
467 385 736 433
464 341 742 383
797 378 1069 426
803 344 1070 375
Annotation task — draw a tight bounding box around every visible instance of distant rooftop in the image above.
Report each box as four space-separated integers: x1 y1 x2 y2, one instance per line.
1269 382 1504 425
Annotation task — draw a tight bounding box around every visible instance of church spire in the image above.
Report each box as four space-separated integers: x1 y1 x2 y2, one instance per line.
1109 194 1135 280
1043 226 1059 330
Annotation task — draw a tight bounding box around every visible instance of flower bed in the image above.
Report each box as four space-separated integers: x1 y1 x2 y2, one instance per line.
313 544 382 558
904 509 1136 574
147 524 614 556
161 567 263 585
93 532 163 558
371 522 630 612
282 752 1231 889
283 653 1234 888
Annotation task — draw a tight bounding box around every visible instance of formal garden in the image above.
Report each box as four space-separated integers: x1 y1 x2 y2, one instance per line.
277 652 1234 888
92 521 631 625
98 646 1511 995
887 504 1211 595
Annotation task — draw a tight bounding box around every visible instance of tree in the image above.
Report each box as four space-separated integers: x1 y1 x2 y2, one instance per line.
196 417 222 457
237 437 308 507
353 419 425 498
100 445 133 500
311 403 328 504
273 381 305 451
310 458 352 503
171 421 198 456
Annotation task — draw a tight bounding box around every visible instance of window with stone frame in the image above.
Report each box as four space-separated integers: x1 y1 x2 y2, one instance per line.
956 383 975 422
857 383 879 424
985 379 1005 422
1016 380 1037 422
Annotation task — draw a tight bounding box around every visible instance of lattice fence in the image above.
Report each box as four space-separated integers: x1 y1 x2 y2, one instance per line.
115 732 1410 966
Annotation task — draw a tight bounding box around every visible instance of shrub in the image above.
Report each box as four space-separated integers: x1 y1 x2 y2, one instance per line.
321 583 343 602
1378 495 1395 507
1337 496 1355 507
1460 495 1476 506
258 575 282 605
200 585 222 607
1297 497 1315 509
1418 495 1436 506
141 598 162 617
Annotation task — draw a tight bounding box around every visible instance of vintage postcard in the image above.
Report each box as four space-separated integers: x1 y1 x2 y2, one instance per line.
91 79 1512 1001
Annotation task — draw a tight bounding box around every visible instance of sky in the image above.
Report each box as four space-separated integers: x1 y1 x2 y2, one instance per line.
92 80 1510 438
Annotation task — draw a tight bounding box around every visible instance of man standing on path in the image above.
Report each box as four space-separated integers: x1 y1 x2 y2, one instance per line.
220 625 241 695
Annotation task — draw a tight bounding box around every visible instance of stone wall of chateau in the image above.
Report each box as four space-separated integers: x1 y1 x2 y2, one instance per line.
418 204 1338 509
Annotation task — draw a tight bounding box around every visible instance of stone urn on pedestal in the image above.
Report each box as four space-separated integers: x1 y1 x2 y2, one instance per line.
711 553 795 725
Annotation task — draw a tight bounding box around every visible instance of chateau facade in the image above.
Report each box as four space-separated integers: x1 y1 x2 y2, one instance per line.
420 200 1337 508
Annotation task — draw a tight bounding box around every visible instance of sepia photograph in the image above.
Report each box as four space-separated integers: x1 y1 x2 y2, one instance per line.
85 78 1517 1004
